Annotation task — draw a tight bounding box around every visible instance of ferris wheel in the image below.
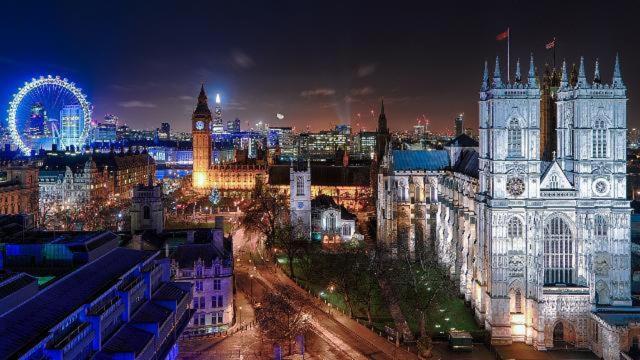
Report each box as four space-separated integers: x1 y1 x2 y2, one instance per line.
6 75 92 155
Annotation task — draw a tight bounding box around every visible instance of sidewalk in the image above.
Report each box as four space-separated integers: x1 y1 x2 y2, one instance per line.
494 343 598 360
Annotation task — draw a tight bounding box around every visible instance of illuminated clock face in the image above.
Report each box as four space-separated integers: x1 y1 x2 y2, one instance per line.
506 177 525 196
195 121 205 130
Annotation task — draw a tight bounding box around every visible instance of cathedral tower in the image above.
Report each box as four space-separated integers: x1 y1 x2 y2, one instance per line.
290 159 311 237
376 99 389 161
192 85 212 189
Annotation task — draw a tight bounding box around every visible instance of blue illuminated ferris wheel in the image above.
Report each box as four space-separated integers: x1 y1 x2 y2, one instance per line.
6 75 92 155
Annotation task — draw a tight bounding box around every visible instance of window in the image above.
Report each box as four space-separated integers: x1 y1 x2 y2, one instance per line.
592 119 607 158
342 224 351 236
514 289 523 313
326 213 337 231
199 296 205 309
508 217 524 251
213 279 221 290
217 311 223 324
193 299 199 309
214 265 220 276
296 176 305 196
507 118 522 157
549 175 559 189
200 313 206 325
143 205 151 220
595 215 608 241
195 280 203 292
544 216 574 285
217 295 223 307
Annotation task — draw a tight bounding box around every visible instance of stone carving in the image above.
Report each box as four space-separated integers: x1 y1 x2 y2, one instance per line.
594 253 610 276
508 255 525 277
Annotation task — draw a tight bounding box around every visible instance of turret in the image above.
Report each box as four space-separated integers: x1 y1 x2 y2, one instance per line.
528 53 538 88
593 59 601 84
560 60 568 88
577 56 588 88
514 58 521 83
492 56 503 88
481 60 489 91
613 53 624 88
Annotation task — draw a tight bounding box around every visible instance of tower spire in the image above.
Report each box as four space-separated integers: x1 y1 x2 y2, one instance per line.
515 58 521 83
481 60 489 91
613 52 624 88
577 56 588 87
492 56 503 88
195 83 211 114
560 59 568 87
528 53 538 88
377 98 388 134
593 58 601 84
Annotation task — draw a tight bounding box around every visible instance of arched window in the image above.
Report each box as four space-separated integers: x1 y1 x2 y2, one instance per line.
592 119 607 158
544 216 574 285
143 205 151 220
342 224 351 236
327 213 337 231
507 119 522 157
594 215 608 238
514 289 523 313
549 175 559 189
508 217 523 251
296 176 305 196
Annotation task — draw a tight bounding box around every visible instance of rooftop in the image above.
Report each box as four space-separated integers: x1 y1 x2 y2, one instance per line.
392 150 449 172
444 134 479 148
451 149 479 179
95 325 153 357
0 248 155 358
171 243 229 268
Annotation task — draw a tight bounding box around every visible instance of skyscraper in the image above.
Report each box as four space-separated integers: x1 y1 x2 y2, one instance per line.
60 105 83 150
455 113 464 136
211 93 224 133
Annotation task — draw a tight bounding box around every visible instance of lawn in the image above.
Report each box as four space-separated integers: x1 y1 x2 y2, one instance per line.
276 251 480 338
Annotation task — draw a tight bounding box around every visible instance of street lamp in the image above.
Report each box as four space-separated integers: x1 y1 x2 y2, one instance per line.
249 274 254 302
238 306 243 325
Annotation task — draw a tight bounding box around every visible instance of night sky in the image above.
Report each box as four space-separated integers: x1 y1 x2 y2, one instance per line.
1 0 638 133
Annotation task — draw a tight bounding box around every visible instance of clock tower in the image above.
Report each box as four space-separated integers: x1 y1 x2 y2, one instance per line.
192 84 212 189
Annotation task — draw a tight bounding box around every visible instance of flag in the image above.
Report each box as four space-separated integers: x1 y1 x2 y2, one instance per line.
545 38 556 50
496 28 509 41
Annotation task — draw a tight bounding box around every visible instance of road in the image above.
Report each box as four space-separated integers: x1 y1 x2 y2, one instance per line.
232 227 417 360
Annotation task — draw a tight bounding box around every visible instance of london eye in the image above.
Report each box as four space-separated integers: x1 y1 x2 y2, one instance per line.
6 75 92 155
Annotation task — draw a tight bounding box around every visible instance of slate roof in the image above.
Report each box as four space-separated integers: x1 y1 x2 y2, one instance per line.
171 244 229 268
152 282 191 302
0 248 155 358
594 308 640 327
451 149 479 179
444 134 479 148
392 150 449 171
0 273 36 301
268 165 370 187
130 302 172 324
96 325 153 357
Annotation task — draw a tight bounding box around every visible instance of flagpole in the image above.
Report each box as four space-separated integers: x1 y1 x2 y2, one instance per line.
553 37 556 68
507 27 510 83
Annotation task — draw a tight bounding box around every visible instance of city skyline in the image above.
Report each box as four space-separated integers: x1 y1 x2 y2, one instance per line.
1 1 639 133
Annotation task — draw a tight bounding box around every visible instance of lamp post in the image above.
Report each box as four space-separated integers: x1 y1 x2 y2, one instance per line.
249 274 254 302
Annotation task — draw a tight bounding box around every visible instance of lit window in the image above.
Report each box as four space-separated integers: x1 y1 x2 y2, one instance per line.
296 176 305 196
544 216 574 285
592 120 607 158
507 119 522 157
213 279 221 290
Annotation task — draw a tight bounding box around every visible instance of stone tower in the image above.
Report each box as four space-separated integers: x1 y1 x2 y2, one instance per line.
290 159 311 237
192 85 212 189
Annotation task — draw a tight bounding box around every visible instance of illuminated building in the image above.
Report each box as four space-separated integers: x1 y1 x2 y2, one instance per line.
27 102 47 138
226 118 241 133
39 150 155 210
0 247 192 360
211 93 224 134
92 123 117 144
299 131 349 159
454 113 464 136
171 218 234 336
191 87 268 196
103 114 119 126
191 85 213 190
59 105 84 150
130 182 164 234
378 55 636 359
0 164 39 220
159 122 171 139
352 131 377 160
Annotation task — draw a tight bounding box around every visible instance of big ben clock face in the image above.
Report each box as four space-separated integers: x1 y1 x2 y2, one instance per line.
195 121 205 130
506 177 525 196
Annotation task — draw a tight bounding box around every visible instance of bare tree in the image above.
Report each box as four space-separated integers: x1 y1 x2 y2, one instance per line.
255 284 311 355
239 181 288 249
273 223 308 279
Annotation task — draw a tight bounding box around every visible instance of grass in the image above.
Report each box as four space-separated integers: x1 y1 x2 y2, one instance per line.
277 252 479 339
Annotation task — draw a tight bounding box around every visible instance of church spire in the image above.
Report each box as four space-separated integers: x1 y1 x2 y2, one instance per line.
481 60 489 91
560 60 568 87
593 58 601 84
378 98 388 134
613 52 624 88
492 56 502 88
577 56 588 87
528 53 538 88
515 58 521 83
